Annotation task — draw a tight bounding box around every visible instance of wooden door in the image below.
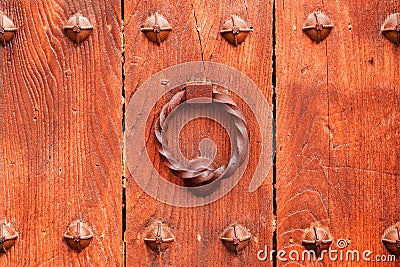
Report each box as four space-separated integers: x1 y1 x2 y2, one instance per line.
0 0 399 266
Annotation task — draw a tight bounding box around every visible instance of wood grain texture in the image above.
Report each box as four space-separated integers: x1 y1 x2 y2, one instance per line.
124 0 273 266
0 1 122 266
276 0 400 266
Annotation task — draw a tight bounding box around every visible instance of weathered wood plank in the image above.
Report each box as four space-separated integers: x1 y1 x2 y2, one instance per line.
124 1 202 265
277 0 400 266
0 1 122 266
124 0 273 266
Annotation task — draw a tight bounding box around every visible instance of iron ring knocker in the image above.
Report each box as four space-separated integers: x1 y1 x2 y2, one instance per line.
155 83 249 196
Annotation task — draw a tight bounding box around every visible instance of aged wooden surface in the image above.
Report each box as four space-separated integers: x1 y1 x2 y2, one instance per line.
1 0 398 266
124 0 273 266
276 0 400 266
0 1 122 266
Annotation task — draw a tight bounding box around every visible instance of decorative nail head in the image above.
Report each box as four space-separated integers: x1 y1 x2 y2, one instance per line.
220 224 251 254
64 14 93 44
302 226 332 256
382 223 400 257
302 11 334 43
0 220 18 254
381 13 400 45
143 221 174 253
220 15 253 46
0 12 18 45
141 12 172 45
64 220 93 252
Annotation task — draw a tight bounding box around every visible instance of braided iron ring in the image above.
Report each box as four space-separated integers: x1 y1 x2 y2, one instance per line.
155 87 249 196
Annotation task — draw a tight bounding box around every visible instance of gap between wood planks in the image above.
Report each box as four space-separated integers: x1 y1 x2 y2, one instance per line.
272 1 277 266
121 0 127 266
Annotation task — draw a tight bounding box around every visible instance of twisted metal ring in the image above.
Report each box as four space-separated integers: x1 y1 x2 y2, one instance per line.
155 85 249 196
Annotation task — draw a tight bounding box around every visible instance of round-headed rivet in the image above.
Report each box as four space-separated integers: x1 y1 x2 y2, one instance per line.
382 223 400 257
64 14 93 44
140 13 172 45
0 220 18 254
381 13 400 45
302 11 334 43
302 226 332 256
143 221 174 254
64 220 93 252
0 12 18 46
220 15 253 46
220 224 251 254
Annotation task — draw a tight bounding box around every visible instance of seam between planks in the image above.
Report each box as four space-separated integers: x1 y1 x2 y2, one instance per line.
121 1 127 266
272 0 278 266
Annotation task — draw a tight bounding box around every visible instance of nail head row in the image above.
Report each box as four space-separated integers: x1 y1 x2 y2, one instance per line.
144 222 400 258
302 224 400 258
143 221 251 255
0 220 93 255
1 11 399 46
2 220 400 257
141 12 253 46
304 11 400 45
140 11 400 46
0 12 93 46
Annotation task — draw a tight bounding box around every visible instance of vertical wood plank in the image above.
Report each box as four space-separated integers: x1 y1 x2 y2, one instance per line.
277 0 400 266
124 0 273 266
124 1 202 265
0 0 122 266
276 0 330 265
